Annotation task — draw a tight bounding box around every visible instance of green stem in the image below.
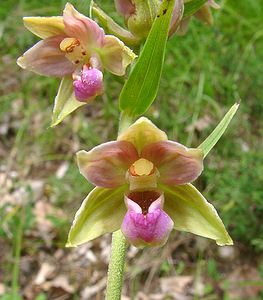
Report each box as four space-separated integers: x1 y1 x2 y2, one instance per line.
105 112 133 299
106 230 128 300
118 112 134 135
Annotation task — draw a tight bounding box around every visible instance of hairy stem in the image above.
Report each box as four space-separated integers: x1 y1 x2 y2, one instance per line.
106 111 133 299
106 230 128 300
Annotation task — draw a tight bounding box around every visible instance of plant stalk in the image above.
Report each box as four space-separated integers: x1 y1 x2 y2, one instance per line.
118 112 134 135
106 230 128 300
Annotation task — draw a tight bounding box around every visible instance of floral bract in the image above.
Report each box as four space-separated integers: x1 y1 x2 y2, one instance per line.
67 117 233 248
17 3 136 126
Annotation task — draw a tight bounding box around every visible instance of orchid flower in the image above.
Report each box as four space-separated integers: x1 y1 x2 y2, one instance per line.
67 117 233 248
17 3 136 126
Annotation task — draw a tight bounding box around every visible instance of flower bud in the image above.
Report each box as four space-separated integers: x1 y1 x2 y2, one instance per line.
73 67 103 102
115 0 160 40
114 0 135 21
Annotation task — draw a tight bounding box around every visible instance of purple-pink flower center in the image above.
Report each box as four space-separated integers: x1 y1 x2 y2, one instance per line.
122 190 174 247
73 67 103 102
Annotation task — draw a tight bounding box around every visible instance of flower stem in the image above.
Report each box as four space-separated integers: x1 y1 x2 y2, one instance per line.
106 230 128 300
106 111 133 299
118 112 134 135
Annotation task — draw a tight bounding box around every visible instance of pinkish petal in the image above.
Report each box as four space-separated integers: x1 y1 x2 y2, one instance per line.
142 141 204 185
194 3 214 26
99 35 136 76
17 36 75 77
121 191 174 247
114 0 135 19
77 141 139 188
73 67 103 102
63 3 104 47
176 17 191 36
169 0 184 36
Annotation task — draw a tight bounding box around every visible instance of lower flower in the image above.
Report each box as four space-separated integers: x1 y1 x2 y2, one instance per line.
66 117 233 248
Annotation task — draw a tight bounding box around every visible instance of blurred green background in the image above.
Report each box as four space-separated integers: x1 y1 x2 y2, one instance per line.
1 0 263 299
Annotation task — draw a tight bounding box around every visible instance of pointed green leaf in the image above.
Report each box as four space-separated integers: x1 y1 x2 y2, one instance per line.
161 183 233 246
183 0 208 18
198 103 239 158
51 76 86 127
119 0 181 116
66 185 127 247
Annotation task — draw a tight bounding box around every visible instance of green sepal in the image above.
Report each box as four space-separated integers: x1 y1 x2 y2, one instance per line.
51 76 86 127
161 183 233 246
198 103 239 158
183 0 209 18
119 0 176 117
66 185 127 247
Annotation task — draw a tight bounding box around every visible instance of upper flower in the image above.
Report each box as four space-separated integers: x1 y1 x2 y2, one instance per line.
17 3 136 125
67 117 233 248
114 0 220 39
113 0 184 41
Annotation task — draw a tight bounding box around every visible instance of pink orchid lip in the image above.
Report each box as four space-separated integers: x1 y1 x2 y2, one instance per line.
121 190 174 247
73 66 103 102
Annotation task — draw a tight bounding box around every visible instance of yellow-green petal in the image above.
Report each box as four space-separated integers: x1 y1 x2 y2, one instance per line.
51 76 86 127
118 117 167 154
66 186 127 247
23 16 65 39
161 183 233 246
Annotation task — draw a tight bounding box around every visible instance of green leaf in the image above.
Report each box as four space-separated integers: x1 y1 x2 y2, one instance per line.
51 76 85 127
198 103 239 157
119 0 179 116
183 0 208 18
66 185 127 247
161 183 233 246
